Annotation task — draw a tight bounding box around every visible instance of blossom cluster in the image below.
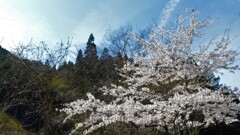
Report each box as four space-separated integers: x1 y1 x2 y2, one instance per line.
60 87 240 135
59 11 240 135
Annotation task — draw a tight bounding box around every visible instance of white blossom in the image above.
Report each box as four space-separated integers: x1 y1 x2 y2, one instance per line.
59 11 240 134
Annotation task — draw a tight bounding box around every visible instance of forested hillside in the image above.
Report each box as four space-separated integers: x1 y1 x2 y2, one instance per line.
0 11 240 135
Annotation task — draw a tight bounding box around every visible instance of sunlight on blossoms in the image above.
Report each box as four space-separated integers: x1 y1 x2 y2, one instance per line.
58 10 240 135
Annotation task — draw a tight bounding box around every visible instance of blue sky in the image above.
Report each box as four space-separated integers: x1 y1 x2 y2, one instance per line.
0 0 239 88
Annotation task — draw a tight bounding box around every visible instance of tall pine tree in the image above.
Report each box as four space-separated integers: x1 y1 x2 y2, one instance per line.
76 49 83 64
99 47 113 84
84 33 98 63
84 33 99 89
74 49 88 90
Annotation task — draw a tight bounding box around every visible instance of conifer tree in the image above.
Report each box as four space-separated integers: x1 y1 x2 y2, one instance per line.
84 33 99 88
74 49 88 90
100 47 111 60
99 47 113 84
76 49 84 64
84 33 98 63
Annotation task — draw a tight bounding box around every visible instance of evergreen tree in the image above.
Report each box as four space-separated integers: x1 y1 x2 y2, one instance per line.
99 47 112 84
74 49 88 90
44 59 51 67
116 51 124 68
76 49 84 64
83 33 99 89
0 46 9 55
100 47 111 60
84 33 98 62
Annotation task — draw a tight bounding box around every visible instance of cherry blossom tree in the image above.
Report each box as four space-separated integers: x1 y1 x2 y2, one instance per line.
59 10 240 135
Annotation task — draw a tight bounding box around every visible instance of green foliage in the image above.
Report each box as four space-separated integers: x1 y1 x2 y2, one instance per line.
47 77 70 91
0 113 30 135
0 53 14 81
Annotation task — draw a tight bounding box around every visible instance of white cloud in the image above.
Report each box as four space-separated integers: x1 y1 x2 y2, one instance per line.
0 1 56 50
158 0 180 28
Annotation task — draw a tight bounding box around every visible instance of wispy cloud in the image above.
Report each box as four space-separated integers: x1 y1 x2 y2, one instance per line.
0 1 57 50
159 0 180 28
